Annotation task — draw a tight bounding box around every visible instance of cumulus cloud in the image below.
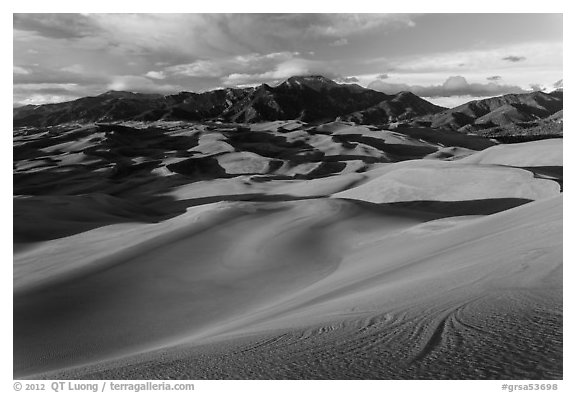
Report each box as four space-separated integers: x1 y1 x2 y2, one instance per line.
14 64 108 85
368 75 530 97
14 14 417 62
166 60 225 78
553 79 563 89
160 52 300 80
13 66 30 75
15 82 82 92
274 13 417 38
61 64 85 74
107 75 181 94
13 13 100 39
330 38 348 46
335 76 359 83
13 14 561 105
145 71 167 80
13 82 99 106
220 57 338 86
14 74 180 105
378 43 559 75
15 94 80 106
530 84 546 92
502 55 526 62
486 75 501 81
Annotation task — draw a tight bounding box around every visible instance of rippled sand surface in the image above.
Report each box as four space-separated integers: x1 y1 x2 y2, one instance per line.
14 122 562 379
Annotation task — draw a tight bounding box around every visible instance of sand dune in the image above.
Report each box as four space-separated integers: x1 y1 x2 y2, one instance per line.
460 139 563 167
333 160 560 203
14 199 431 376
13 123 562 379
16 195 562 379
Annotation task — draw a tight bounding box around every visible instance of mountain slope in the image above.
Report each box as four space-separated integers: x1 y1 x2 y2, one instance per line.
14 76 442 127
13 89 257 127
13 91 167 127
222 76 396 123
339 91 446 124
13 78 563 133
416 91 563 132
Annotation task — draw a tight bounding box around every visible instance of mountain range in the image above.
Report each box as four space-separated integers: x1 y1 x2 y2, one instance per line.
13 75 563 138
13 74 564 379
13 76 444 127
416 90 563 135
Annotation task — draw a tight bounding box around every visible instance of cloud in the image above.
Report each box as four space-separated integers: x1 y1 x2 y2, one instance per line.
162 52 300 80
14 14 419 63
107 75 182 94
145 71 167 80
370 43 561 75
13 14 560 106
61 64 85 74
502 55 526 62
530 83 546 92
335 76 359 83
15 94 80 106
13 64 107 85
13 82 98 106
486 75 501 81
13 76 180 105
15 82 82 92
13 13 100 39
221 58 338 86
330 38 348 46
13 66 30 75
246 14 416 49
14 64 108 86
424 95 488 109
314 14 416 36
166 60 225 78
368 75 530 97
553 79 563 89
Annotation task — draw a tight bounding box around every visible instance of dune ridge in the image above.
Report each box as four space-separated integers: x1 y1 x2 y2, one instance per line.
18 195 562 379
13 122 562 379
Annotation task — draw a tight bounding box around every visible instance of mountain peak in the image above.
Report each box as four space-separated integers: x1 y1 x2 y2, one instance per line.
394 91 418 98
287 75 336 82
100 90 136 97
280 75 340 91
99 90 162 99
12 76 459 127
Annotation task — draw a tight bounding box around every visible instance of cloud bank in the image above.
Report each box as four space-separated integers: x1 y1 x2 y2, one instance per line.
368 75 530 97
502 55 526 62
13 14 562 106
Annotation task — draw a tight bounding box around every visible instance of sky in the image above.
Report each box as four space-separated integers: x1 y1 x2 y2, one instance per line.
13 13 563 108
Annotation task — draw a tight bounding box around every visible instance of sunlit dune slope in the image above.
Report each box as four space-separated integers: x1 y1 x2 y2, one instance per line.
17 195 562 379
333 160 560 203
13 122 562 379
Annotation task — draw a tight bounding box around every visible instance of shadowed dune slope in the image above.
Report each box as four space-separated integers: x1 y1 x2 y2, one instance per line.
459 138 563 167
19 195 562 380
333 160 560 203
13 122 562 379
14 199 438 377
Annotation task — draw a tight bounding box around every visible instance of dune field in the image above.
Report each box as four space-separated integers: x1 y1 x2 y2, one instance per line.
13 121 562 379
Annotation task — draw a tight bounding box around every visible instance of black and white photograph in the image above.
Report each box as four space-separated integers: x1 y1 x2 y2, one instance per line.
11 7 566 385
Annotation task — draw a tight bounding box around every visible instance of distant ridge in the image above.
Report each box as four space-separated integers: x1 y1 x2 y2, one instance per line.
414 90 563 134
339 91 446 124
13 76 563 136
13 75 445 127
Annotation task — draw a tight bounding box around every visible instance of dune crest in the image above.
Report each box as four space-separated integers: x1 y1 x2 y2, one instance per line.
13 121 562 379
